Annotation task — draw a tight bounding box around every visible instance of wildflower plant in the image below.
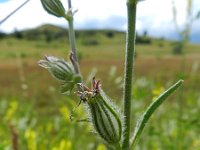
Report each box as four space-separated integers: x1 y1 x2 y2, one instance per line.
39 0 183 149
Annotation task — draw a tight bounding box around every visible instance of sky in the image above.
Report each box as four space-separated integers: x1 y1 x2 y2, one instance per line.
0 0 200 42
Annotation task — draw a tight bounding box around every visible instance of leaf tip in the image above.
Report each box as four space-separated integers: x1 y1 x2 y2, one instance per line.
179 79 184 83
178 79 184 86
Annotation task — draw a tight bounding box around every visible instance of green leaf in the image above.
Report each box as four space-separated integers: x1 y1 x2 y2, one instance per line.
130 80 184 148
60 82 75 94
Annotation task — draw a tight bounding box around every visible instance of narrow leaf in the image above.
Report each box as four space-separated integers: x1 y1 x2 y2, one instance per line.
130 80 184 148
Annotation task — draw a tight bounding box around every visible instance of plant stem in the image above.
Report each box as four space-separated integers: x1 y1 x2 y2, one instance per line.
0 0 30 25
68 0 72 8
114 143 121 150
122 0 137 149
67 0 81 75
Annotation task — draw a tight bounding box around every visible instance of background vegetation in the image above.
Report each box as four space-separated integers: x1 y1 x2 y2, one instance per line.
0 24 200 149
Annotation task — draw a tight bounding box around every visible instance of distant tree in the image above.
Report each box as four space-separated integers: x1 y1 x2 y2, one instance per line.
54 31 68 40
136 32 152 44
75 32 79 39
106 31 115 38
0 32 6 39
14 29 23 39
143 30 148 37
84 30 96 36
24 30 40 40
44 29 52 42
81 39 99 46
172 42 183 54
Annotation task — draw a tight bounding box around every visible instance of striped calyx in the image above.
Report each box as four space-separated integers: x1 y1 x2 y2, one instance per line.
38 56 78 94
41 0 66 18
77 77 122 145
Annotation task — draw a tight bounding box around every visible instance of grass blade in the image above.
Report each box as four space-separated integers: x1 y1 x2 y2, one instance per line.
130 80 184 148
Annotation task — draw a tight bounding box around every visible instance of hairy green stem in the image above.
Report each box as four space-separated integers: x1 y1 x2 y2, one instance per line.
122 0 137 149
67 0 81 75
68 19 77 60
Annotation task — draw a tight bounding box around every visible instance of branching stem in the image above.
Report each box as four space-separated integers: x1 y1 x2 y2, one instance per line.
67 0 81 76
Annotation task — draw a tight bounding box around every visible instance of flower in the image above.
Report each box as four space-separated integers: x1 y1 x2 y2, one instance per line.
24 129 37 150
4 101 18 122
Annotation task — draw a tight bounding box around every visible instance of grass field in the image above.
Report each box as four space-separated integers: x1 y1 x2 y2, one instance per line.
0 27 200 149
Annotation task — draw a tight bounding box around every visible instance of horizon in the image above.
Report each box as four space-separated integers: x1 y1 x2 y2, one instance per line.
0 0 200 43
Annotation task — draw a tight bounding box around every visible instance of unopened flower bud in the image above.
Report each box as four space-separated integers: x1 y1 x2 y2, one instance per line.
38 56 77 93
41 0 66 18
38 56 74 81
76 77 122 145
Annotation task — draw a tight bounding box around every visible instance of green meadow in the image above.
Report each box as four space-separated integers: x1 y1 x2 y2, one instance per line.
0 25 200 150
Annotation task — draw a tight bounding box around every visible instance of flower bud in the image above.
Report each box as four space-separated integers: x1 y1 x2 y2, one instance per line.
41 0 66 18
38 56 77 93
76 78 122 145
38 56 74 81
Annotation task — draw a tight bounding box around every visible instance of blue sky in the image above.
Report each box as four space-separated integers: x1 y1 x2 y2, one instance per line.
0 0 200 43
0 0 10 3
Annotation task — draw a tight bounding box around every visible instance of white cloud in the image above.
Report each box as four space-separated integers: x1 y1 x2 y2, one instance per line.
0 0 66 32
0 0 199 42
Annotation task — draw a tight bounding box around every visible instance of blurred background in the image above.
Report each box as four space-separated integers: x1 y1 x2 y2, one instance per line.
0 0 200 150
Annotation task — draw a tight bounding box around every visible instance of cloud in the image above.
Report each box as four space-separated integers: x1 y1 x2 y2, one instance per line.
0 0 199 43
74 15 126 30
